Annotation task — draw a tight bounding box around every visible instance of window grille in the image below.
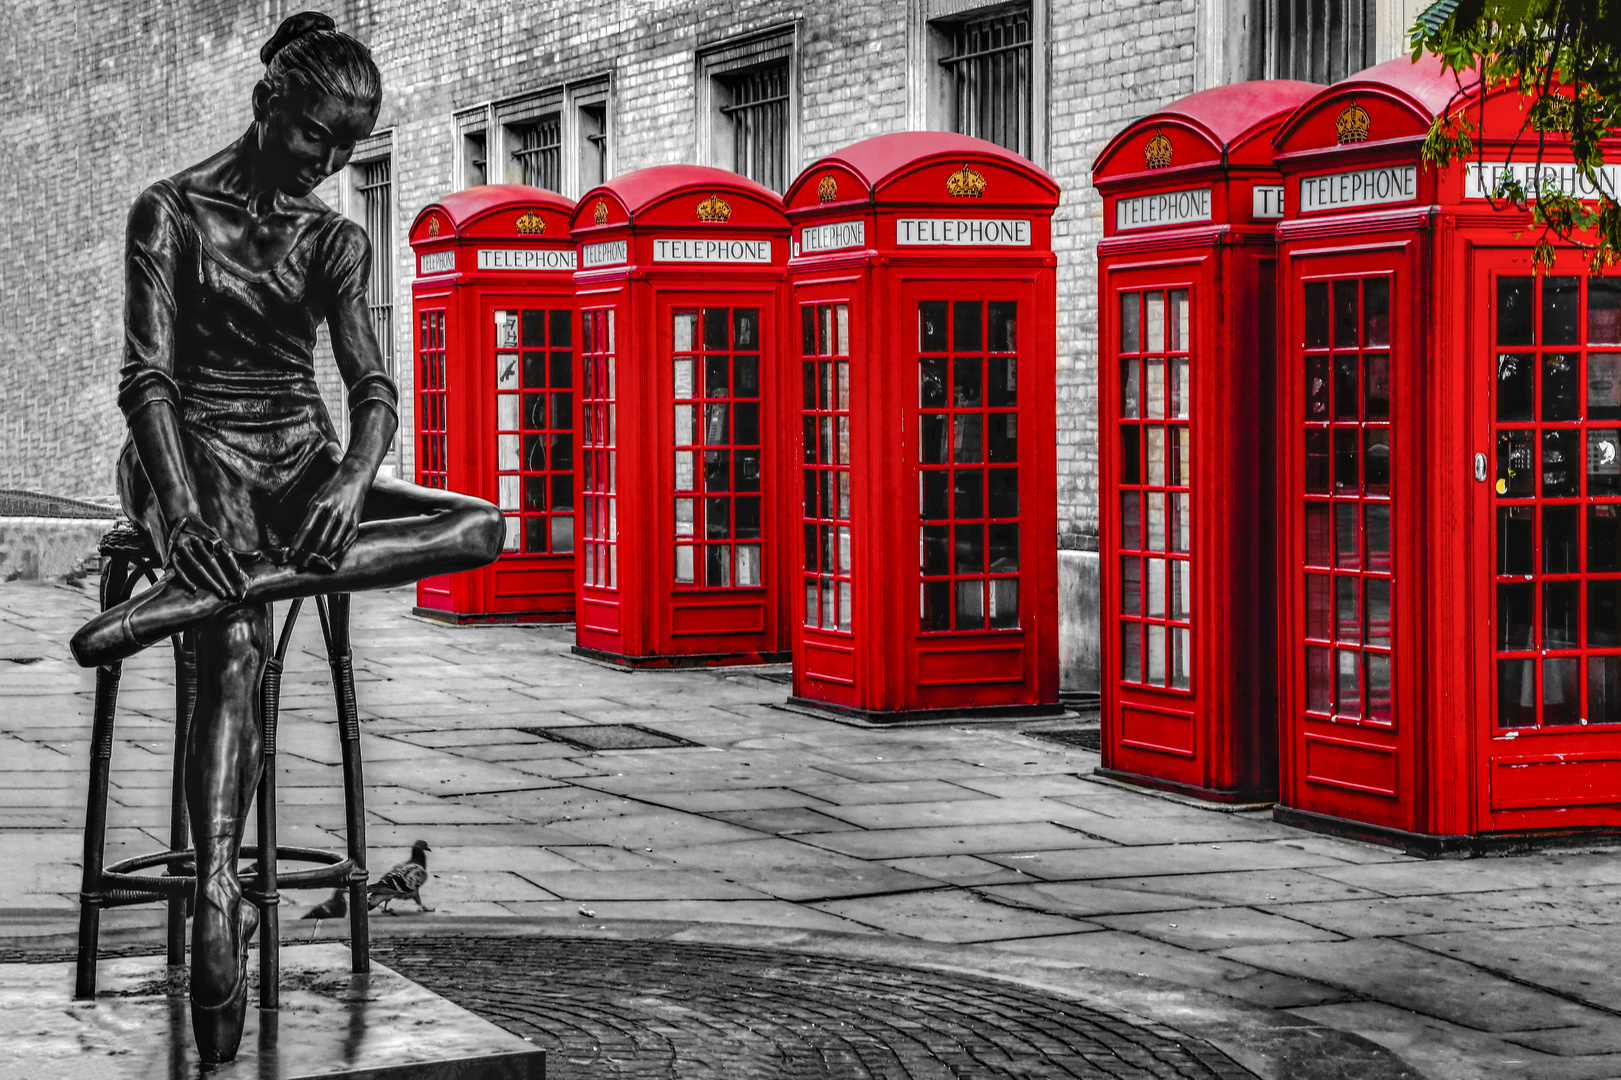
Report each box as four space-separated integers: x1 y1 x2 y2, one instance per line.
511 116 562 191
1255 0 1376 84
465 130 488 188
720 62 790 193
939 7 1032 160
580 102 608 191
356 157 394 384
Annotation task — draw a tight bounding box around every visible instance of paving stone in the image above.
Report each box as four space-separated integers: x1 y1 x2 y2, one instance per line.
1307 852 1621 897
978 841 1360 883
879 855 1033 887
509 869 772 901
1093 907 1348 951
706 806 861 834
1401 925 1621 1022
1085 870 1392 907
800 822 1113 860
658 837 939 902
626 786 837 813
788 778 996 805
817 795 1113 831
814 887 1102 943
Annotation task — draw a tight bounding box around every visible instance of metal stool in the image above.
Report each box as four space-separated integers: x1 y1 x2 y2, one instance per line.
75 522 371 1007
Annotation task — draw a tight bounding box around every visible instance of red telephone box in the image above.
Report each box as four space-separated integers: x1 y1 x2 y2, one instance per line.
1093 81 1318 801
408 185 579 622
567 167 791 665
780 133 1061 718
1273 55 1621 850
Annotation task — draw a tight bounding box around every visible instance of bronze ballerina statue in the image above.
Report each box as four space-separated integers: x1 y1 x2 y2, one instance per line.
70 12 502 1063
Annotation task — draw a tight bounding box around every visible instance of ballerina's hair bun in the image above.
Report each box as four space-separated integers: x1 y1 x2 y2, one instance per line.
258 10 381 107
261 11 336 66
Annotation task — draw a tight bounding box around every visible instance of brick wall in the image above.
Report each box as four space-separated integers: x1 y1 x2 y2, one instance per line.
0 0 1198 548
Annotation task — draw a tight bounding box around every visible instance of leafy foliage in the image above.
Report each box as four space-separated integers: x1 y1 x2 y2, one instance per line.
1412 0 1620 269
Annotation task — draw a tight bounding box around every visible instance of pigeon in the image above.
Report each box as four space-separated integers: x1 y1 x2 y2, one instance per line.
300 888 347 940
367 840 433 914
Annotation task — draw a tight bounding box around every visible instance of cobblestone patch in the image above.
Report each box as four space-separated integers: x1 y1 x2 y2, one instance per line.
373 935 1259 1080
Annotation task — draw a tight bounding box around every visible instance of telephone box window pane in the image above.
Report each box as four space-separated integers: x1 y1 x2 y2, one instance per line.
955 525 985 574
1335 503 1359 569
1307 353 1330 419
736 356 760 397
548 434 571 471
705 355 729 397
497 353 519 390
674 358 695 398
1170 626 1191 688
525 393 547 430
1367 654 1393 724
1497 277 1535 345
1367 579 1391 646
737 545 761 587
1364 354 1390 419
551 393 572 430
519 309 544 346
956 580 984 629
705 403 730 443
1591 581 1621 647
984 302 1017 352
1545 582 1580 649
497 475 520 511
989 524 1018 572
737 450 759 491
952 301 982 352
1147 624 1167 684
1591 505 1621 572
498 435 520 471
989 578 1019 629
1119 292 1141 353
1333 280 1360 348
524 516 548 554
1304 282 1330 348
1543 429 1578 497
1589 354 1621 418
953 358 983 406
1499 658 1537 727
1146 557 1166 617
1145 360 1165 418
1306 431 1331 493
920 302 949 351
1591 280 1621 344
497 394 520 431
922 526 949 575
1590 657 1621 723
1542 354 1579 421
675 405 696 445
1170 493 1190 552
1496 430 1535 497
1334 429 1359 492
1169 290 1189 351
1365 429 1391 495
1306 505 1331 567
1145 293 1166 352
551 348 573 385
1169 358 1188 418
955 470 983 518
733 309 759 350
675 498 695 537
1306 575 1332 639
706 545 732 587
502 515 521 553
1543 277 1581 346
1120 427 1143 485
1497 506 1534 575
922 359 948 408
1169 560 1189 619
1496 354 1534 422
704 450 731 492
526 477 547 512
675 452 695 490
706 497 731 539
1147 493 1166 550
1498 583 1534 650
1121 622 1142 681
990 470 1019 519
1306 646 1332 712
924 472 950 520
1545 657 1581 724
699 308 727 350
988 415 1017 463
1366 504 1391 572
1337 650 1361 717
987 358 1017 408
1336 577 1360 643
1363 278 1390 347
1589 429 1621 495
522 352 547 388
1333 355 1359 419
496 311 519 349
954 415 983 463
736 497 761 539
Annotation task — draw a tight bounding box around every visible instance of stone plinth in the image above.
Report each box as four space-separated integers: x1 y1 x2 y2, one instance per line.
0 944 543 1079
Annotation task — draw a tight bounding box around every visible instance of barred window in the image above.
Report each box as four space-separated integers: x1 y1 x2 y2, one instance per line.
356 157 394 385
720 63 790 193
509 115 561 191
464 130 487 188
1253 0 1376 84
939 6 1032 160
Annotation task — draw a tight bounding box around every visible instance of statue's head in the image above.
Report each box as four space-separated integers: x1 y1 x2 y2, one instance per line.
251 11 382 197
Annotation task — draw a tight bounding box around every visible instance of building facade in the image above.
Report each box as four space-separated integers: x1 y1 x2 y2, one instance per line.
0 0 1426 687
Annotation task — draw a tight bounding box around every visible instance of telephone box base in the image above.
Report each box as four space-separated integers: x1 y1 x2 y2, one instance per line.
570 644 791 669
1094 767 1276 807
413 607 573 626
1274 806 1621 859
784 696 1065 727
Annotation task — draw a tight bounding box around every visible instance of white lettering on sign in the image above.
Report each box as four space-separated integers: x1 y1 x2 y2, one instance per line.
581 239 628 268
896 218 1031 246
1252 185 1285 219
476 247 577 271
798 219 865 254
1464 161 1621 201
1298 165 1418 212
1114 189 1212 231
653 238 773 263
417 250 455 276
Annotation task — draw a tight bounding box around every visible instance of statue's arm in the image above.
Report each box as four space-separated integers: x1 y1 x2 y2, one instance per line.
288 219 398 566
120 186 247 599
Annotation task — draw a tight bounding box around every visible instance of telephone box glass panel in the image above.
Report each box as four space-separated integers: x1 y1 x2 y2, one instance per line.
918 299 1021 631
673 307 765 589
1492 275 1621 728
418 309 449 490
1301 276 1393 725
1116 289 1191 688
493 308 574 556
581 308 618 588
802 302 852 630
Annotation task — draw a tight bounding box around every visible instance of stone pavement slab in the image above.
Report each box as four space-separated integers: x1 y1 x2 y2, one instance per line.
813 887 1102 943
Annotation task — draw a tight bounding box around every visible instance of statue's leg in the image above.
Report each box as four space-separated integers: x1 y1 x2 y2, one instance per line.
71 483 502 668
187 603 268 1065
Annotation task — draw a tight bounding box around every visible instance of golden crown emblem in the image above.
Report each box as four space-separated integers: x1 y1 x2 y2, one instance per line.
817 172 838 203
1335 101 1371 144
1143 129 1173 169
514 210 546 235
946 164 986 198
593 199 609 226
696 193 732 222
426 215 441 237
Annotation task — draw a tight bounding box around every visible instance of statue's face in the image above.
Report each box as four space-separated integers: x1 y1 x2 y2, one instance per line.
261 90 380 197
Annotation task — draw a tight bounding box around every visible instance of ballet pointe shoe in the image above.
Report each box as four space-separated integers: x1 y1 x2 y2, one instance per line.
190 841 260 1064
70 575 226 668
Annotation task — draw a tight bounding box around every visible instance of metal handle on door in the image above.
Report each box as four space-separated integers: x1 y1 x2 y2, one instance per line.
1474 452 1488 482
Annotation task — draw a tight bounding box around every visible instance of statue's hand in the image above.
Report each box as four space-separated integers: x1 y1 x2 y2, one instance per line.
166 517 249 601
290 463 370 571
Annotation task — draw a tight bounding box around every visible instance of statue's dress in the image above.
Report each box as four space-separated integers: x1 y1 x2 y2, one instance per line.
116 177 385 563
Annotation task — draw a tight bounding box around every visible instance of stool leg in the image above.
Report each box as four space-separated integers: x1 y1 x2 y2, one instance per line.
256 602 287 1010
166 630 196 971
320 595 369 974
